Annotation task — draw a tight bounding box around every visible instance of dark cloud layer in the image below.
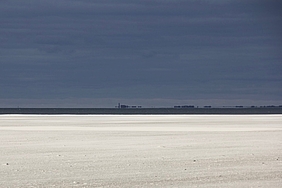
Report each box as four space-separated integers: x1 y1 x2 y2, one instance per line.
0 0 281 107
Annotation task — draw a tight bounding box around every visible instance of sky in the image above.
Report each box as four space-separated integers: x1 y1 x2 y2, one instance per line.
0 0 281 108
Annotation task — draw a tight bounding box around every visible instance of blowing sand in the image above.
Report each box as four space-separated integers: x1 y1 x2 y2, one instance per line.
0 115 281 187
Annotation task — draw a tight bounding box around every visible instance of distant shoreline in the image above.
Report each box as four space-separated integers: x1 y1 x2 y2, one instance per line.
0 108 282 114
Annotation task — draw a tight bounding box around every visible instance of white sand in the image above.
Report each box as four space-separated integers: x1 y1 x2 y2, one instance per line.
0 115 281 187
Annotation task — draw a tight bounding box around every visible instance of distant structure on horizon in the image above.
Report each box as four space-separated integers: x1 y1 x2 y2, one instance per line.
114 103 282 109
174 105 282 109
116 103 142 109
174 105 195 109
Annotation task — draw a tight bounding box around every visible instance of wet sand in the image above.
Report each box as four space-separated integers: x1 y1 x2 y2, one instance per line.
0 115 282 187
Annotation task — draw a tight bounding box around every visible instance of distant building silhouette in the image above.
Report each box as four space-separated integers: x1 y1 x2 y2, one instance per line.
116 103 141 109
174 105 194 108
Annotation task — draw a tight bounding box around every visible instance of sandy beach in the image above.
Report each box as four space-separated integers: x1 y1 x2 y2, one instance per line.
0 115 281 187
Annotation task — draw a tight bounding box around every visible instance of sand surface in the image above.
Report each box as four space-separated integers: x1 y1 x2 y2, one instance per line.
0 115 282 187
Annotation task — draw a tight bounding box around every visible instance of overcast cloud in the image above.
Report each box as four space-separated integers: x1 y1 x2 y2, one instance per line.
0 0 281 107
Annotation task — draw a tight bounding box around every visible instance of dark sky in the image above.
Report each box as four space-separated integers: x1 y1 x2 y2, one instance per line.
1 0 281 107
